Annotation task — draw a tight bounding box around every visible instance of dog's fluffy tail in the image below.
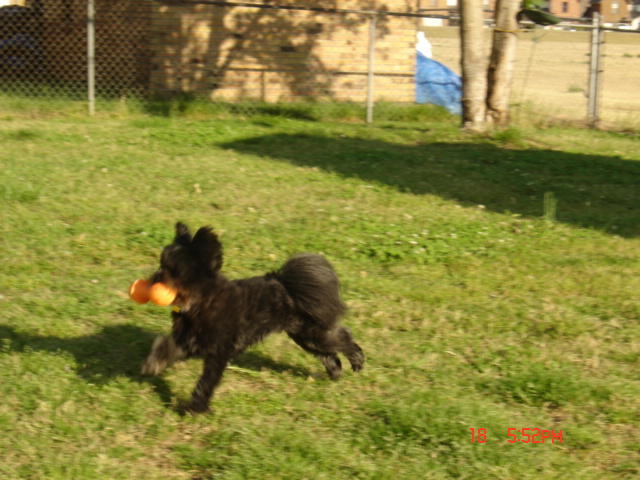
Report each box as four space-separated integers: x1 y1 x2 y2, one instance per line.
273 253 346 326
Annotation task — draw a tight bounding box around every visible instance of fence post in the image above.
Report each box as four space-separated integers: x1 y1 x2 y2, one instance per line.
366 13 377 124
87 0 95 116
587 12 601 128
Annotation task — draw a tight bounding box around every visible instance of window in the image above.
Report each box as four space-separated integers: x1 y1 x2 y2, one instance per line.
562 1 568 12
611 1 619 14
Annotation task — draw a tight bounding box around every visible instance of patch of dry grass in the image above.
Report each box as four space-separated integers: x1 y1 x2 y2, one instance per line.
422 26 640 129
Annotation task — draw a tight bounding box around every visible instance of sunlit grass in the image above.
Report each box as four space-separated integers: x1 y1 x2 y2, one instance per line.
1 106 639 479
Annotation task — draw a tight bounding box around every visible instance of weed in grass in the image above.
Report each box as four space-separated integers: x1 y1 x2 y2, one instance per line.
477 362 612 408
1 182 42 203
489 126 527 147
1 128 44 141
543 192 558 224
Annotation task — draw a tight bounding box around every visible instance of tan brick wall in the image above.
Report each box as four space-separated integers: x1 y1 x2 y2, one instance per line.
25 1 418 101
150 1 419 103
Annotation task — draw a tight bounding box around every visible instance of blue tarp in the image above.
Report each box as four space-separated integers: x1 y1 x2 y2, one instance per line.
415 52 462 115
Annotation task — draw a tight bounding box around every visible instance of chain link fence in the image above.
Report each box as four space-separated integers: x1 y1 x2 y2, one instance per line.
1 0 639 128
0 0 149 99
422 17 640 129
597 29 640 129
0 0 419 119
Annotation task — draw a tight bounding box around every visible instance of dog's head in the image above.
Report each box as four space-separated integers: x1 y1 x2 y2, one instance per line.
150 222 223 304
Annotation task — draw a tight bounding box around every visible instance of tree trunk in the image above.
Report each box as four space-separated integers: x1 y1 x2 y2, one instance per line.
486 0 520 126
459 0 487 132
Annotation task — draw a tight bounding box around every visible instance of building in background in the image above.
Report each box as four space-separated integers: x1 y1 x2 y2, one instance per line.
630 0 640 27
544 0 588 18
419 0 497 25
584 0 633 24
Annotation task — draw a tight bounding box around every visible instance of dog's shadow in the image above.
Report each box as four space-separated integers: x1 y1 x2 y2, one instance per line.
0 323 308 407
232 351 311 378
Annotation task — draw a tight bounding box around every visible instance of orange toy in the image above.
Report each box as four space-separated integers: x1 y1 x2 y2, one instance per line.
129 279 151 304
148 282 177 306
129 279 177 306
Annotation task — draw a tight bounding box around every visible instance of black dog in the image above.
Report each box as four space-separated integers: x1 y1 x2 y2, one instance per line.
142 222 365 413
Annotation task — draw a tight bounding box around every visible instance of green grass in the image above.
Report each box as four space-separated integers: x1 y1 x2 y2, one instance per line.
1 102 640 479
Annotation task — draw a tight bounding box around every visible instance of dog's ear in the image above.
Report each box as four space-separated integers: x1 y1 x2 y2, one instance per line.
175 222 192 246
192 226 223 271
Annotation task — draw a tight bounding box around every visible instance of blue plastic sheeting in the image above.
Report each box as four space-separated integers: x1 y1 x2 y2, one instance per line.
415 52 462 115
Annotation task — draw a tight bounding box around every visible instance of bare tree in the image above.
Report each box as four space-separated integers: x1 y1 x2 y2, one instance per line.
459 0 487 132
486 0 521 126
459 0 560 130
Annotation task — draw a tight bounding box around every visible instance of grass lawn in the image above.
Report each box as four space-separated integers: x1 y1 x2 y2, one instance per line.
1 103 639 479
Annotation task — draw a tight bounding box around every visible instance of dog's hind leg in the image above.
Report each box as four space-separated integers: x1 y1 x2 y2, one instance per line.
333 326 365 373
288 331 343 380
288 325 365 380
142 335 187 376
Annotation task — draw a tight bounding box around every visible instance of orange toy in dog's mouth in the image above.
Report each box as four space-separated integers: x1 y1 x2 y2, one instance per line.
129 279 176 306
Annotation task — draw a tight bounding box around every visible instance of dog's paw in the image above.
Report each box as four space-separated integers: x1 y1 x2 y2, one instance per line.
141 356 166 376
349 351 366 373
326 368 342 381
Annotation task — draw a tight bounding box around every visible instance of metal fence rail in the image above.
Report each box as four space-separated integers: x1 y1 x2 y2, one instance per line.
1 0 639 128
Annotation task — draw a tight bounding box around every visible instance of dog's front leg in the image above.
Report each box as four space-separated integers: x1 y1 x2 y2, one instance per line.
181 354 229 414
142 335 186 376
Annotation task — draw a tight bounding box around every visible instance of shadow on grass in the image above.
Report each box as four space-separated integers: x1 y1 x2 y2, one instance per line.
0 324 308 406
233 351 311 378
221 133 640 237
0 324 175 403
142 94 319 121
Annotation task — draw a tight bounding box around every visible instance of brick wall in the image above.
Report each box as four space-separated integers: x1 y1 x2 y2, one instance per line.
548 0 585 19
23 1 418 101
150 1 419 103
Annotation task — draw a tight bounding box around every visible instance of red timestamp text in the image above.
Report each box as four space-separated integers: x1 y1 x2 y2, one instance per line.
470 428 563 444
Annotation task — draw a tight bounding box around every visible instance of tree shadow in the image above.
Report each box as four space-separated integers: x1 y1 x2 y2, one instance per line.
220 132 640 237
